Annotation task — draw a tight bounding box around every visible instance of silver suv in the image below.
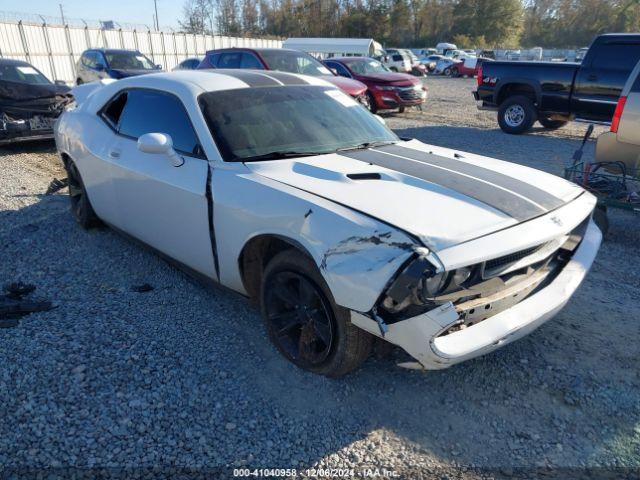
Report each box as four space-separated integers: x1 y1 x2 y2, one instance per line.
596 59 640 172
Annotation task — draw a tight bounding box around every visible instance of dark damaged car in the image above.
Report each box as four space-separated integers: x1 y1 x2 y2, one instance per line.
0 59 73 145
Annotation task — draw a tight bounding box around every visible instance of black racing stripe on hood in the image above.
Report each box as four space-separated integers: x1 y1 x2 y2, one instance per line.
379 145 565 211
340 149 546 221
218 70 282 87
261 71 310 85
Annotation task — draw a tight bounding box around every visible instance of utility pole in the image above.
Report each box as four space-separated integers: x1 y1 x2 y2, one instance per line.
153 0 159 30
59 3 66 25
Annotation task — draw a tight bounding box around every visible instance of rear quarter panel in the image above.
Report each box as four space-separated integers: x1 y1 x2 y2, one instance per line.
479 61 578 114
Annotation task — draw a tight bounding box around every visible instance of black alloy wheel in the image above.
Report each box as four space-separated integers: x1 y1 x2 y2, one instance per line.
65 160 100 229
263 270 335 367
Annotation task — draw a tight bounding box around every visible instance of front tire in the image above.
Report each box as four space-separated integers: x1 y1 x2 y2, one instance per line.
451 67 459 77
443 67 452 76
260 250 373 377
539 117 568 130
65 159 101 229
498 95 537 134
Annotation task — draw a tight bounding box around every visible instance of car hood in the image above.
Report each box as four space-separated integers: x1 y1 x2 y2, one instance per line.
320 75 367 96
109 68 159 78
356 72 419 85
245 140 584 251
0 80 73 118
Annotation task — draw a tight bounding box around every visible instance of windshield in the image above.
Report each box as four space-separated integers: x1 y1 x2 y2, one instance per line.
260 50 332 77
0 64 51 85
199 86 398 162
346 59 388 75
105 51 157 70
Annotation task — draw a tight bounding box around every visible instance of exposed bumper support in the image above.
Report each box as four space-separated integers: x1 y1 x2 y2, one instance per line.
351 219 602 370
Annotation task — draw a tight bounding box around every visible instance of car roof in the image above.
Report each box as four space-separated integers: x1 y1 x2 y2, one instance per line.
0 58 33 67
87 48 141 54
324 57 371 62
108 69 332 92
204 47 304 55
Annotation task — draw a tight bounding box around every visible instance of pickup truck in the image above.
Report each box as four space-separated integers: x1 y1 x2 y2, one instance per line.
474 33 640 134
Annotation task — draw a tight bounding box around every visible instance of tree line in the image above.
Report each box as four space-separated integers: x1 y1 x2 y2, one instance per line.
179 0 640 48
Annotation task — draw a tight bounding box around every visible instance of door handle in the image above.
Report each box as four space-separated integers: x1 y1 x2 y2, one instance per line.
108 149 121 159
587 74 598 81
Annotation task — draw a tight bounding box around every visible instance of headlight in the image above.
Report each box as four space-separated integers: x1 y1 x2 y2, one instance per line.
421 270 448 298
381 255 475 317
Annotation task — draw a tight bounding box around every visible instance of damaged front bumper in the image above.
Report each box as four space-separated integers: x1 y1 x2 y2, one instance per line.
0 114 57 144
350 219 602 369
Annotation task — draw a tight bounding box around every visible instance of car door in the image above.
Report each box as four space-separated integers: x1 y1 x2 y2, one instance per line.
572 40 640 121
105 88 216 278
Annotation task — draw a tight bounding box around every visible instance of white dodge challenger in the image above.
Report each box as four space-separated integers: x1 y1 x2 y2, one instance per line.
55 70 602 377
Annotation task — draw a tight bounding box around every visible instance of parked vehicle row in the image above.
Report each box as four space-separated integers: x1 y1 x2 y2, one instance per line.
55 70 601 377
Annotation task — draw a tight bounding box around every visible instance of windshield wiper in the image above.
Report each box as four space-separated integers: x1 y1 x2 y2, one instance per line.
239 150 332 162
336 140 397 152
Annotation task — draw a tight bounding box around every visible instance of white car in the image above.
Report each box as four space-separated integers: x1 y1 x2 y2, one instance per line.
55 71 602 377
433 58 459 75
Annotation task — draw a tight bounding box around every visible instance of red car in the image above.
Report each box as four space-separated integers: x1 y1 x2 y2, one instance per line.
323 57 427 113
198 48 370 108
448 57 491 78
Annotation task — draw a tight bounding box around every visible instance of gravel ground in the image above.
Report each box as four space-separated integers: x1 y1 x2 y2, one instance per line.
0 77 638 479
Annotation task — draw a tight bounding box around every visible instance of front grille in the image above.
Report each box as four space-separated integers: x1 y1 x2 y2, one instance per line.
397 88 423 101
484 243 547 274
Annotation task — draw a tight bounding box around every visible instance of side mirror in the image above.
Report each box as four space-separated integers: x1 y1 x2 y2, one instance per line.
95 63 106 71
54 80 67 86
137 133 184 167
156 64 163 70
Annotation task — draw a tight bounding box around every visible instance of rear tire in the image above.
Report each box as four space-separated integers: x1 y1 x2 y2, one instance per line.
539 117 568 130
443 67 452 76
498 95 537 134
64 159 101 229
260 250 373 377
451 67 459 78
398 106 406 113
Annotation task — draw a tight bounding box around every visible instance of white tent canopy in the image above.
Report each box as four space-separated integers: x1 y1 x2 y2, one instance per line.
282 38 384 57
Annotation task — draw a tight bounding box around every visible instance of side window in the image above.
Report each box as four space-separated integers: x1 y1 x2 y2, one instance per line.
187 59 200 69
240 52 263 69
117 89 202 157
329 62 351 78
392 54 403 62
591 43 640 72
82 52 96 67
101 91 128 129
95 52 107 68
632 69 640 93
217 52 241 69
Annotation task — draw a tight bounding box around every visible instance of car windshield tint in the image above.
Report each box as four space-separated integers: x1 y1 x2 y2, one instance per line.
0 64 50 85
259 50 332 76
199 86 398 162
105 52 156 70
346 60 388 75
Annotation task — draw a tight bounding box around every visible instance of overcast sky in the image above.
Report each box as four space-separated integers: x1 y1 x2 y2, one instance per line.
0 0 184 29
